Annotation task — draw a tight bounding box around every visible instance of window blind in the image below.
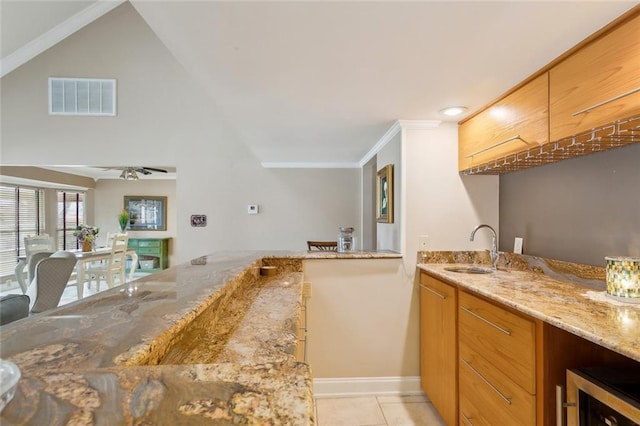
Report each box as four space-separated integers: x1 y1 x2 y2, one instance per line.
57 191 85 250
0 185 44 281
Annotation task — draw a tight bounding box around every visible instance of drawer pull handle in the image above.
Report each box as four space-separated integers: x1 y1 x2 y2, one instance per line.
461 306 511 336
462 358 512 405
419 284 447 300
572 87 640 116
461 412 474 425
465 135 530 158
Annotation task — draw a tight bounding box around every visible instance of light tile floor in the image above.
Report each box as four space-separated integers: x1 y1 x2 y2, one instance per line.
315 395 445 426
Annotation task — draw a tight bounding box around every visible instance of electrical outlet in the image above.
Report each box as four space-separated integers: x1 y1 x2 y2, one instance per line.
514 237 523 254
303 282 312 298
419 235 429 251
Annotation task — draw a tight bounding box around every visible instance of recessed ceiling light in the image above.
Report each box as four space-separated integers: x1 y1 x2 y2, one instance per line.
439 106 468 117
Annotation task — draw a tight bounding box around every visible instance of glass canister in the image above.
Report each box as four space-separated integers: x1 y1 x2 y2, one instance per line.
338 227 355 253
605 256 640 303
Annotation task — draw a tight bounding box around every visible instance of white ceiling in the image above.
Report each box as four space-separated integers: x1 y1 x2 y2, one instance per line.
1 1 637 166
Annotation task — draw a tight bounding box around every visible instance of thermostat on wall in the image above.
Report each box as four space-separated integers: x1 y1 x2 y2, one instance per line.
248 205 259 215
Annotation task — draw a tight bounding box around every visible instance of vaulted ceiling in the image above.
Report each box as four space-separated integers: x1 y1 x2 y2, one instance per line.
1 1 636 169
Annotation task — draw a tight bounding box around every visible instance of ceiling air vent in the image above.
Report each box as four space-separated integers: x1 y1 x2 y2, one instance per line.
48 77 116 116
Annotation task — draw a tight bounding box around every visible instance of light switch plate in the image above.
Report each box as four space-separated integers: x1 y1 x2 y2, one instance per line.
248 204 259 215
514 237 523 254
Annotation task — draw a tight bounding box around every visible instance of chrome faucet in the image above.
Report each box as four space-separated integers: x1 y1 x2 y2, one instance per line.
470 224 499 270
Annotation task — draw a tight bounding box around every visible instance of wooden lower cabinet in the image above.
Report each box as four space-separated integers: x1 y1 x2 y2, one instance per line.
419 273 457 425
420 271 640 426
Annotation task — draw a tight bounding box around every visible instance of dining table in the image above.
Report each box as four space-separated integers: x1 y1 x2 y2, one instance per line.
15 247 139 298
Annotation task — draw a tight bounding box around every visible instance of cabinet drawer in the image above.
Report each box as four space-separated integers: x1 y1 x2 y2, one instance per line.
137 240 161 248
137 247 161 255
459 347 535 426
459 291 535 393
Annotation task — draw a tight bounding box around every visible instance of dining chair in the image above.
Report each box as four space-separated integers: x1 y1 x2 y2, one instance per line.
85 231 116 290
307 241 338 251
0 294 30 325
17 234 55 293
86 233 129 290
25 251 77 313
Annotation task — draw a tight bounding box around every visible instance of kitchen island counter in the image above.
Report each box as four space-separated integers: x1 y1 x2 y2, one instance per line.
0 249 399 424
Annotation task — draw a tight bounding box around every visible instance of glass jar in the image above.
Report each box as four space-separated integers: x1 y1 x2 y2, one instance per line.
338 227 355 253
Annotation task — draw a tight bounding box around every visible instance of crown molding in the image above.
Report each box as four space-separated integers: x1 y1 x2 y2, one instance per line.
358 119 441 167
261 162 361 169
358 121 401 167
261 119 443 169
1 0 126 77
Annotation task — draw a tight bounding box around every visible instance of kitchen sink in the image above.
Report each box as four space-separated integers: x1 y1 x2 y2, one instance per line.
444 266 494 274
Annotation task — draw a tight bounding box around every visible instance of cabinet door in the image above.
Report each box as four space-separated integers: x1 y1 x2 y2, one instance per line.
550 13 640 141
419 273 457 425
458 73 548 172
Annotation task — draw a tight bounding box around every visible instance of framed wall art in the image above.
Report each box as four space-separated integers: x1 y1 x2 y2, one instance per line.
124 196 167 231
376 164 394 223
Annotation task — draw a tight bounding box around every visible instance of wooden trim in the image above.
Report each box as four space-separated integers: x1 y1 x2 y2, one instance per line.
459 4 640 125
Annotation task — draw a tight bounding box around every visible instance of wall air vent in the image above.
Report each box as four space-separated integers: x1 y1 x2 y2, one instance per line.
48 77 116 116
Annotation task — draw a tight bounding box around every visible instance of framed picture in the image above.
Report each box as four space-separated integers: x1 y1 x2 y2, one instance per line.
376 164 394 223
124 196 167 231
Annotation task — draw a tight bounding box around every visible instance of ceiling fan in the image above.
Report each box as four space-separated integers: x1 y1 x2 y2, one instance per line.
112 166 168 180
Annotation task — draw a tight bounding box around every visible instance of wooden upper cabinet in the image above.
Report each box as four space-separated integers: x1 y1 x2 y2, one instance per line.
458 74 549 172
549 13 640 142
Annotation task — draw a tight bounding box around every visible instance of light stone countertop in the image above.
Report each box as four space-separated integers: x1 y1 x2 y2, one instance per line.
417 252 640 364
0 250 397 425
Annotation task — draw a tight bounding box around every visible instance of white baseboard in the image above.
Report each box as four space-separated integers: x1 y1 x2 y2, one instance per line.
313 376 423 398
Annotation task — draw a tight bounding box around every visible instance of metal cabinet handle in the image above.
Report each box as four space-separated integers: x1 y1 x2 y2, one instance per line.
460 305 511 336
419 284 447 300
461 412 474 425
572 87 640 116
462 358 511 405
555 385 576 426
465 135 530 158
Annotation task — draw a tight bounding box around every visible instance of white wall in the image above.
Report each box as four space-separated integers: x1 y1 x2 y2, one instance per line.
376 132 402 252
403 123 499 275
0 3 360 264
361 156 377 251
305 258 417 379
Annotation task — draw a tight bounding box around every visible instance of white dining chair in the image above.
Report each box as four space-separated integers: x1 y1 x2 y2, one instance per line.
25 251 77 313
17 234 55 293
85 233 129 290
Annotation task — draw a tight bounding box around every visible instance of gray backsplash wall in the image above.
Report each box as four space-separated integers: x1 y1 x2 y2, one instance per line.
499 143 640 267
